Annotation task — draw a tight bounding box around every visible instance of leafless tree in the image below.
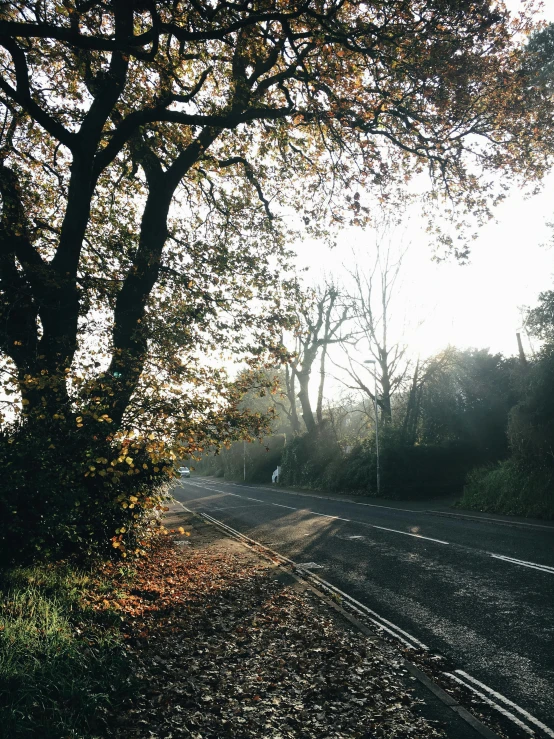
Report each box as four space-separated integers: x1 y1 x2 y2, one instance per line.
335 229 413 425
285 282 351 434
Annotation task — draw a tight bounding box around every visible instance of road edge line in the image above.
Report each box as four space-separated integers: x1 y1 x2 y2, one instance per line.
175 502 502 739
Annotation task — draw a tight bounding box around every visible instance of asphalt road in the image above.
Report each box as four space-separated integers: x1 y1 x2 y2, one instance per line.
173 476 554 735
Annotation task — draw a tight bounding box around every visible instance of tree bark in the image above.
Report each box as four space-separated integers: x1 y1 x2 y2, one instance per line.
316 344 327 425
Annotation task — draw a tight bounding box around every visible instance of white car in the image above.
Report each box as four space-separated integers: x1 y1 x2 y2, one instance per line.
178 466 190 478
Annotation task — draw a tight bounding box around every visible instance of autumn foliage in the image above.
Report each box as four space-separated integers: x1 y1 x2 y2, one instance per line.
1 1 552 561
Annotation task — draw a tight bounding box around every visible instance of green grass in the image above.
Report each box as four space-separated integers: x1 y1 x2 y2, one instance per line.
0 563 131 738
459 459 554 520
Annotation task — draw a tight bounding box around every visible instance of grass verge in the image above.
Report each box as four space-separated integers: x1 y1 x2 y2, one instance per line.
0 560 134 738
458 459 554 520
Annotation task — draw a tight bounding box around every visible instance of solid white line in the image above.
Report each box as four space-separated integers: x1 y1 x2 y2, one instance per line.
455 670 554 737
303 568 430 650
310 577 419 649
445 674 536 736
489 553 554 575
427 510 554 531
369 524 449 545
198 512 429 651
271 503 298 509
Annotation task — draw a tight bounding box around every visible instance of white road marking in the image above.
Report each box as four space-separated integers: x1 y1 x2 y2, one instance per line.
302 569 430 650
197 511 429 651
489 553 554 575
427 510 554 531
210 504 265 511
368 524 449 545
311 511 351 522
173 500 553 739
192 476 554 531
182 481 447 544
455 670 554 738
445 673 549 737
180 481 554 574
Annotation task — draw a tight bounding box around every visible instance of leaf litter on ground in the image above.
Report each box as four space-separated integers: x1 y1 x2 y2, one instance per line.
95 513 445 738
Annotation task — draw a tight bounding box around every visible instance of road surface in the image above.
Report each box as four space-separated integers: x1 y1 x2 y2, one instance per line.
173 476 554 736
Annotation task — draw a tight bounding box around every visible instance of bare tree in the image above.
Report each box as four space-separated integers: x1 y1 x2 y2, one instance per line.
285 282 351 434
337 234 412 425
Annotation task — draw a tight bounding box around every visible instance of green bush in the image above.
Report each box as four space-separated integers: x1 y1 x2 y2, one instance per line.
0 421 171 565
280 424 341 488
508 348 554 466
281 426 485 500
459 459 554 519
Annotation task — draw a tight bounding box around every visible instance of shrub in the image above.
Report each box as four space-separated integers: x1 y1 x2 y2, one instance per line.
280 424 341 488
0 421 171 565
281 426 485 500
459 459 554 519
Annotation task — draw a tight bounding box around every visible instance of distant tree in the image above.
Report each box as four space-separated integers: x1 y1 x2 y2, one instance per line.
526 290 554 346
285 282 350 434
522 23 554 95
338 230 412 425
509 288 554 466
418 348 517 459
1 1 551 447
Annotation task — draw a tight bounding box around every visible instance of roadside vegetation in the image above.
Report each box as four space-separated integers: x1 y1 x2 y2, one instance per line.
1 4 554 734
0 561 133 738
198 294 554 520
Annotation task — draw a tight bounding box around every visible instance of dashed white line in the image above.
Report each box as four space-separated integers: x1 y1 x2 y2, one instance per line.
179 482 554 573
368 524 449 545
311 511 351 522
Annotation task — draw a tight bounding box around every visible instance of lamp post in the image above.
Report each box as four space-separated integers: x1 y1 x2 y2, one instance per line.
243 440 246 482
364 359 380 497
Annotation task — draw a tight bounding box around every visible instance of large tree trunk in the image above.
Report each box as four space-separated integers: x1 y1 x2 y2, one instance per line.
297 368 316 434
316 345 327 425
285 365 301 435
379 358 393 425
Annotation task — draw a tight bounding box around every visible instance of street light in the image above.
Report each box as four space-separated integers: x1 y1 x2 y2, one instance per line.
364 360 380 497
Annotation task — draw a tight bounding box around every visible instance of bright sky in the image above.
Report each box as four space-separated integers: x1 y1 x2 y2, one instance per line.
294 0 554 365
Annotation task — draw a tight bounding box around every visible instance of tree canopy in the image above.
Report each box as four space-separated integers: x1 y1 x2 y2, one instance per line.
1 0 553 557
